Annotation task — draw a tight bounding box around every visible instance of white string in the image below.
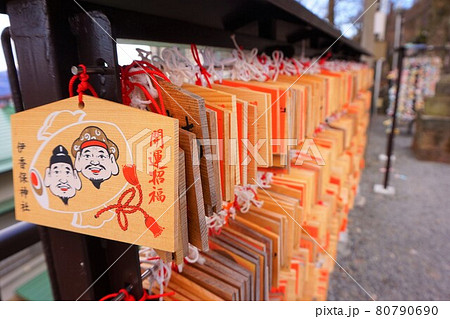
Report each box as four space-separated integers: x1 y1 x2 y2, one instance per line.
142 258 172 301
234 185 263 213
282 57 305 76
205 203 233 233
184 244 205 265
138 247 172 300
131 42 369 87
230 35 268 82
157 259 164 299
138 247 154 259
205 184 262 234
202 47 236 84
256 171 273 188
125 64 159 110
160 47 197 86
136 48 151 62
297 57 321 74
270 51 284 81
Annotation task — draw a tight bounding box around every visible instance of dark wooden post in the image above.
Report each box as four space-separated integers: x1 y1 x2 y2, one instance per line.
7 0 142 300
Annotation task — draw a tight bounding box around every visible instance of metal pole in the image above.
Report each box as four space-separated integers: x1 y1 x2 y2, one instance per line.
383 46 404 189
1 27 23 112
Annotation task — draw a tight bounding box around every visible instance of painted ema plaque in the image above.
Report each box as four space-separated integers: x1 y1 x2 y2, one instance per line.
11 96 179 252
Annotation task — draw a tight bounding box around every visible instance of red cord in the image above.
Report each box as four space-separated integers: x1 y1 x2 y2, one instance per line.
99 289 135 301
258 55 267 65
120 60 170 115
319 51 332 66
147 256 161 261
99 293 119 301
191 44 212 88
95 164 164 237
99 289 175 301
69 64 98 105
257 55 272 81
142 290 176 300
292 58 300 76
171 262 179 273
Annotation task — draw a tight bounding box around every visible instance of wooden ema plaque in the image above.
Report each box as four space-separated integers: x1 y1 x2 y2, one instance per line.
11 96 179 252
157 80 217 216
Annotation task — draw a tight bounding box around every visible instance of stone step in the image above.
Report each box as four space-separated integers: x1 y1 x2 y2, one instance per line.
413 111 450 163
424 96 450 117
435 81 450 96
438 73 450 83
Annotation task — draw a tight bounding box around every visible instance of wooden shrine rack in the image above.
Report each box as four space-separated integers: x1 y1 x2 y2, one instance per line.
0 0 370 300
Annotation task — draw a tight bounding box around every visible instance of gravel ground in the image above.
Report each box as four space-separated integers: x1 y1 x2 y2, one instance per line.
327 115 450 301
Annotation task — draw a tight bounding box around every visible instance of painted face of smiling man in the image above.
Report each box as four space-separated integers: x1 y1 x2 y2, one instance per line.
44 145 81 204
72 126 119 189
